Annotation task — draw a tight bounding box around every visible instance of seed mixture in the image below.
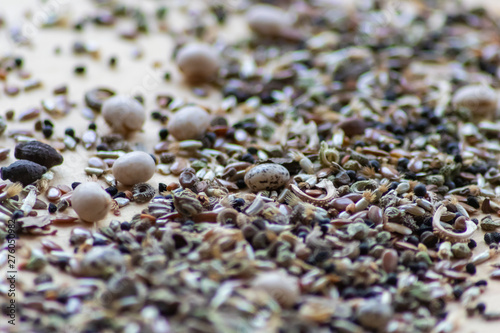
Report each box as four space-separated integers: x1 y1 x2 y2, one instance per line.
1 0 500 332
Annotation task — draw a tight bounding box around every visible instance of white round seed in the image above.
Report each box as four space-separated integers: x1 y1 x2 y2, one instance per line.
112 151 156 186
72 182 111 222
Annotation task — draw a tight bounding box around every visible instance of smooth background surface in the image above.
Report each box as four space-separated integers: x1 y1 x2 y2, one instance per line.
1 1 500 332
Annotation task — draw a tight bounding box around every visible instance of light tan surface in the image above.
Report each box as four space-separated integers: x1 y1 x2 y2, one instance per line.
1 0 500 332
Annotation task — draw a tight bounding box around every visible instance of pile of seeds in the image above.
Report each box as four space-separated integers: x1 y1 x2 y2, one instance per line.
2 0 500 332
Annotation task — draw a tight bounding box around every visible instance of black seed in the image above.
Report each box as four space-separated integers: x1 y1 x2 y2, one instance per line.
74 65 86 74
452 286 463 300
48 203 57 214
414 183 427 197
241 153 255 164
71 182 81 189
65 128 75 137
113 192 127 199
43 119 54 127
466 196 480 209
96 144 109 151
121 222 131 231
12 210 24 220
369 159 380 171
88 123 97 130
485 233 494 245
105 186 118 196
159 183 167 193
465 263 476 275
389 181 399 191
151 111 161 120
42 126 53 139
477 303 486 314
475 280 488 287
159 128 169 141
359 242 369 255
468 239 477 249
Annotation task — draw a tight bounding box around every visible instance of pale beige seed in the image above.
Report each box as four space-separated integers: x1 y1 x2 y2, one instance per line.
452 84 498 122
112 151 156 186
102 95 145 135
246 4 293 37
72 182 111 222
167 106 210 141
175 43 219 83
251 270 299 308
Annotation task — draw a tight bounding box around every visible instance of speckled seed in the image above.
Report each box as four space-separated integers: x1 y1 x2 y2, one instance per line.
244 163 290 192
71 182 111 222
246 4 293 37
167 106 210 141
101 95 145 135
175 43 220 83
112 151 155 186
452 84 498 121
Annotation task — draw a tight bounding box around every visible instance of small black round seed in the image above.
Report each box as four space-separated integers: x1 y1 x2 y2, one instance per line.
71 182 81 189
96 144 109 151
105 186 118 196
476 303 486 314
241 153 255 164
454 154 463 163
151 111 161 120
247 147 258 155
12 210 24 220
74 65 86 74
359 242 369 255
121 222 131 231
88 123 97 130
493 232 500 243
466 196 480 209
468 239 477 249
236 179 246 189
414 183 427 197
42 126 53 139
465 263 476 275
407 235 420 246
369 159 380 171
109 56 117 67
472 218 479 225
346 170 356 181
158 183 167 193
452 286 463 300
386 273 398 286
64 128 75 137
48 203 57 214
159 128 169 141
485 233 494 245
389 181 399 191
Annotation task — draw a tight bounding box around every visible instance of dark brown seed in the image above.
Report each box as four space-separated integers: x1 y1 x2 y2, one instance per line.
1 160 47 185
15 141 64 168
